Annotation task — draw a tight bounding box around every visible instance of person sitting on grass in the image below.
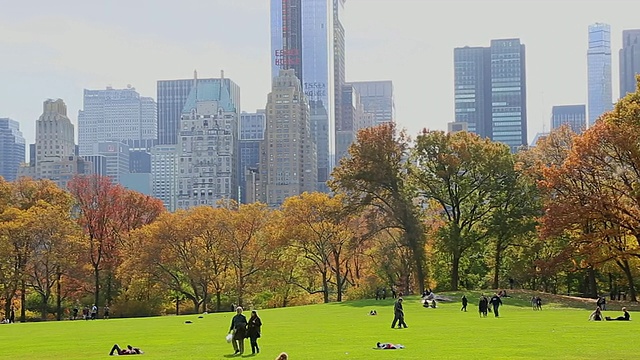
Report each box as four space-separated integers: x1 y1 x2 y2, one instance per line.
589 306 603 321
606 307 631 321
109 344 143 355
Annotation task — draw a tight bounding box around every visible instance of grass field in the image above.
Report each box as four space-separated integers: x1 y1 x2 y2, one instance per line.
0 290 638 359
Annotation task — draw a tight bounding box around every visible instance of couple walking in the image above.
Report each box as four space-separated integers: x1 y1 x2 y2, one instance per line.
229 306 263 355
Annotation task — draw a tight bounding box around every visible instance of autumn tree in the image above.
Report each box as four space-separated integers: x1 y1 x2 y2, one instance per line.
330 123 427 293
410 130 515 290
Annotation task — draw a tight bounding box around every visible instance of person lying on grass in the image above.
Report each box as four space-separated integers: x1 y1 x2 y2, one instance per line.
109 344 143 355
375 342 405 349
606 307 631 321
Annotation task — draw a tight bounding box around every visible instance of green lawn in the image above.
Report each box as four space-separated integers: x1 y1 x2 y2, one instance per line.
0 291 638 359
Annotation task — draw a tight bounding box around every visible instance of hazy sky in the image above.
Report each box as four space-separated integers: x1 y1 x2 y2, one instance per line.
1 0 640 149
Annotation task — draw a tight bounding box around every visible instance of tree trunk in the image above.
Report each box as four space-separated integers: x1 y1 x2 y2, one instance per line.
56 271 62 321
620 260 638 302
175 296 180 316
322 271 329 303
451 254 461 291
192 298 199 313
216 291 221 312
334 253 343 302
93 265 100 307
20 279 26 322
41 293 48 320
493 241 503 289
587 267 598 298
106 272 112 306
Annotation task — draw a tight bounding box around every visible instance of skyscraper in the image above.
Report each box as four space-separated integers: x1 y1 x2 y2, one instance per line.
175 77 240 210
588 23 612 126
347 81 395 126
78 86 157 156
271 0 335 192
259 69 317 207
620 29 640 98
551 105 586 134
0 118 25 181
239 111 266 204
335 84 372 164
18 99 92 188
490 39 527 152
453 39 527 152
157 72 241 146
453 47 492 138
151 144 177 212
333 0 346 166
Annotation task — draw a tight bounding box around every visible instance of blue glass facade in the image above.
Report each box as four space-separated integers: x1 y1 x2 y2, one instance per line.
587 23 612 127
490 39 527 152
239 111 265 203
454 47 492 138
551 105 586 134
0 118 25 181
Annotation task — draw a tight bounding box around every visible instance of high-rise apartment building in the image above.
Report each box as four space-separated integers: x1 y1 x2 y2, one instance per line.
620 29 640 98
175 78 240 210
18 99 92 188
151 144 177 212
347 81 395 126
259 69 318 207
271 0 335 192
335 84 373 164
588 23 612 126
453 39 527 152
239 111 266 204
157 72 241 146
0 118 25 181
78 86 157 156
551 105 586 134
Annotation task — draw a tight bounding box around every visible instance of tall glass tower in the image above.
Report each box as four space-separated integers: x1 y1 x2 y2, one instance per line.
271 0 335 192
619 29 640 98
587 23 612 127
0 118 25 181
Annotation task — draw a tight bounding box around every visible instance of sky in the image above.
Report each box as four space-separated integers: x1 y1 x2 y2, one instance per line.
1 0 640 151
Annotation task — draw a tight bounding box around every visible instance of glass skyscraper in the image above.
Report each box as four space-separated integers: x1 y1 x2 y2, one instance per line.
239 111 266 204
587 23 612 127
619 29 640 98
271 0 335 191
347 81 395 126
454 39 527 152
0 118 25 181
551 105 586 134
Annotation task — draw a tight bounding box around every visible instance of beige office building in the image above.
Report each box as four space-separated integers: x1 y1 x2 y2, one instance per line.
259 69 317 207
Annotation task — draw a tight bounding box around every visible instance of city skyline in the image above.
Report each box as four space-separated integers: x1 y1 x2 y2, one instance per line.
2 1 640 151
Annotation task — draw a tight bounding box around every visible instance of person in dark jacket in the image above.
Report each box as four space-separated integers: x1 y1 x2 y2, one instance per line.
391 298 407 328
229 306 248 355
606 307 630 321
247 310 263 354
489 293 503 317
478 295 488 317
461 295 468 312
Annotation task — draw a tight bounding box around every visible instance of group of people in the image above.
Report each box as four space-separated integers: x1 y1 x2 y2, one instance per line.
1 306 15 324
478 294 503 317
531 296 543 310
72 304 108 320
589 306 630 321
228 306 263 356
375 287 398 300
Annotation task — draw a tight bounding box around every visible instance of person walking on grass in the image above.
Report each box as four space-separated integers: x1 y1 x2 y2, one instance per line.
247 310 262 354
490 293 503 317
391 297 408 328
229 306 247 355
461 295 468 312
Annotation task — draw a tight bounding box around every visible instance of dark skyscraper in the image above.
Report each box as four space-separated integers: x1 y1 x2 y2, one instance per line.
620 29 640 98
454 39 527 152
551 105 586 134
454 46 492 138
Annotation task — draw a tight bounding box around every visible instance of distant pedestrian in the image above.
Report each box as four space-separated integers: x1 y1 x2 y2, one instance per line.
478 295 488 317
91 304 98 320
82 306 89 320
461 295 468 312
391 297 407 328
9 306 15 323
247 310 262 355
103 305 110 319
375 288 380 300
72 306 78 320
391 287 397 299
382 288 387 300
489 293 502 317
535 297 542 311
